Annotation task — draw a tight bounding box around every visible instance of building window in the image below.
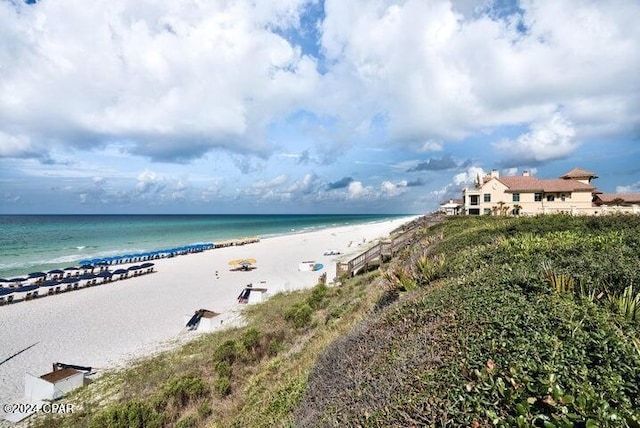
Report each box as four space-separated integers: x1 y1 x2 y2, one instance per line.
512 193 520 202
547 195 555 202
470 195 479 206
534 193 542 202
484 208 491 215
484 194 491 203
561 194 566 201
469 208 480 215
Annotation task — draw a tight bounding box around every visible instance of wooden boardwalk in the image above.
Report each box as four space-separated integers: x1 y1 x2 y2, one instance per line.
335 214 442 278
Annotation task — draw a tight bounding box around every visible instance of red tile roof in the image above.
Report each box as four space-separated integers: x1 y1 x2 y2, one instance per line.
560 167 598 179
497 176 595 193
594 193 640 205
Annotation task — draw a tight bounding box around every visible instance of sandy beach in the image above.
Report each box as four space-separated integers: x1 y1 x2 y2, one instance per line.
0 216 418 413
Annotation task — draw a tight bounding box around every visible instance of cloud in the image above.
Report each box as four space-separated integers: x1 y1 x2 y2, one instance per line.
327 176 354 190
418 141 444 153
453 166 486 187
319 0 640 148
407 154 459 172
616 181 640 193
493 113 578 165
406 178 426 187
347 181 372 199
381 180 408 197
287 173 318 195
136 171 166 194
0 0 320 163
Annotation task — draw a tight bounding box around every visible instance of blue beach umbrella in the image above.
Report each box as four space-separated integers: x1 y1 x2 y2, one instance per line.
28 272 47 278
16 284 39 293
0 288 15 296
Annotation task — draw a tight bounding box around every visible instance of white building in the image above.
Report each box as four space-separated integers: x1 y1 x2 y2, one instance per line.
24 368 84 401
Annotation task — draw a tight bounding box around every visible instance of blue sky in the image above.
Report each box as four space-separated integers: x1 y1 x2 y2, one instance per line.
0 0 639 214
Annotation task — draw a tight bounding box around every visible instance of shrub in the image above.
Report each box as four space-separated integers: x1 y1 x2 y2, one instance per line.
284 302 313 328
608 285 640 322
307 284 328 309
176 415 197 428
241 327 262 352
541 261 575 294
382 265 417 292
214 376 232 397
161 375 210 408
414 253 445 285
89 400 164 428
214 339 238 364
268 338 282 356
214 360 232 378
197 402 212 419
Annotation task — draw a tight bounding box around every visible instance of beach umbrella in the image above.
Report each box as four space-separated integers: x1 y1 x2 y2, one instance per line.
228 258 257 266
80 264 94 269
28 272 47 278
78 273 96 280
96 271 113 278
39 280 59 288
0 288 15 296
15 284 39 293
140 262 154 268
61 277 79 283
48 269 64 274
9 277 27 282
113 269 128 274
127 265 141 271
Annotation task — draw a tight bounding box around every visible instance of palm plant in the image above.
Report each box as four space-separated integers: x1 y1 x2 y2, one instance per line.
382 265 417 292
415 253 445 285
541 261 575 294
608 285 639 321
512 204 523 216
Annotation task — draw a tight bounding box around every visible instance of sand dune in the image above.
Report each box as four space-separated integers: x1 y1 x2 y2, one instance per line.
0 216 417 412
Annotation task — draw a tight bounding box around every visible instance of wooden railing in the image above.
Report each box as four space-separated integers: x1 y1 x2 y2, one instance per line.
335 214 442 279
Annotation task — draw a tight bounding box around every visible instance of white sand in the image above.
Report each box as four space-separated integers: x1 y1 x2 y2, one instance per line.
0 216 418 411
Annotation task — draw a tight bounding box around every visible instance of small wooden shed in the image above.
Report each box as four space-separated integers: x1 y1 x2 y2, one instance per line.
24 368 84 401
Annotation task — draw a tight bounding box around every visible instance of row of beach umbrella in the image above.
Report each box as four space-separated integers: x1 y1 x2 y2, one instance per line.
0 263 155 299
78 243 214 267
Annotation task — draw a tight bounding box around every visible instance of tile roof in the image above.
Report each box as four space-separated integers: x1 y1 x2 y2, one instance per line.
594 193 640 204
561 167 598 179
497 176 595 193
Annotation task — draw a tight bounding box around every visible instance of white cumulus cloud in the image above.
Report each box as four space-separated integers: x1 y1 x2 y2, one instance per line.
493 114 577 165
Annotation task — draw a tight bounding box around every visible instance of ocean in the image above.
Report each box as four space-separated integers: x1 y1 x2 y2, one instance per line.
0 214 405 278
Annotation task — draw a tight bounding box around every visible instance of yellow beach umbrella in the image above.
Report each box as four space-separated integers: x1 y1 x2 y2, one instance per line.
228 258 256 266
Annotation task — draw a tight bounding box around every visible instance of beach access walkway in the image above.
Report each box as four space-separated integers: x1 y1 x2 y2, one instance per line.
335 214 443 278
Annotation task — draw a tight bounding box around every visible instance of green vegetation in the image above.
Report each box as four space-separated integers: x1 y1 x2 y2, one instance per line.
33 214 640 427
298 214 640 427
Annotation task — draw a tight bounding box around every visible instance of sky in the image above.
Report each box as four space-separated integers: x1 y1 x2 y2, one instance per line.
0 0 639 214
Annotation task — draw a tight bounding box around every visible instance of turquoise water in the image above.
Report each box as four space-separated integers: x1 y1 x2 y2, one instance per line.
0 215 404 278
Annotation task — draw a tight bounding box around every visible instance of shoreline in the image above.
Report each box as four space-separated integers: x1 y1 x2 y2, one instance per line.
0 215 412 280
0 215 420 414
